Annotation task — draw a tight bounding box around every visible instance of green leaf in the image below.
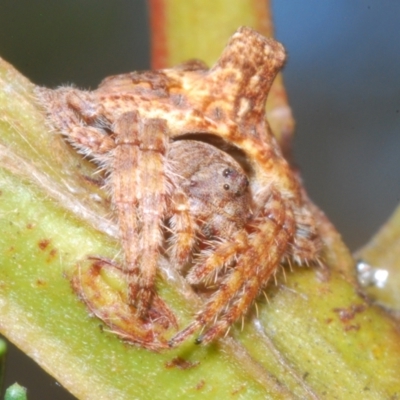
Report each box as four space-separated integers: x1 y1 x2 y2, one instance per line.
4 383 27 400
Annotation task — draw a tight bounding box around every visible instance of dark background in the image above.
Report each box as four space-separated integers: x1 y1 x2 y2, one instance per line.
0 1 399 399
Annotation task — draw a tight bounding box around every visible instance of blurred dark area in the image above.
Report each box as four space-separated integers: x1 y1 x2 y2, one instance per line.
0 1 399 399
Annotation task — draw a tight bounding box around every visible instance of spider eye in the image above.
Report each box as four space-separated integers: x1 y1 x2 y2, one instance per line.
223 168 232 177
223 184 230 190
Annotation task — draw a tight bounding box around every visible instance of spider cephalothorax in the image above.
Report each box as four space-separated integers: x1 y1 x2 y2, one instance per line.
36 26 321 347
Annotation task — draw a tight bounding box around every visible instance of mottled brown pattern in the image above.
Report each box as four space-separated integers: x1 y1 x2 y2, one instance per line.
165 356 200 370
35 27 321 347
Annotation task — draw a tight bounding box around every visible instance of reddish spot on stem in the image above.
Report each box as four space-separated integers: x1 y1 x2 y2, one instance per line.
333 304 366 323
48 248 58 260
333 304 366 333
38 239 51 251
165 357 200 370
195 380 205 391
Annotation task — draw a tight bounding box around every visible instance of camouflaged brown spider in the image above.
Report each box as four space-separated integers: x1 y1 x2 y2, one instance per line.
36 27 321 347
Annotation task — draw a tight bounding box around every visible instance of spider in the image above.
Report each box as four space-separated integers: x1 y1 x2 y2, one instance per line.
71 138 252 350
36 26 321 347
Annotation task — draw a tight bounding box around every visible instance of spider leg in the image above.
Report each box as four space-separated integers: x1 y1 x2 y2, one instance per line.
186 229 248 285
197 220 292 345
110 113 140 303
197 275 259 344
137 117 169 312
291 206 321 265
170 191 294 346
112 112 169 315
66 126 115 157
36 87 115 158
169 249 267 347
167 190 197 270
169 238 260 347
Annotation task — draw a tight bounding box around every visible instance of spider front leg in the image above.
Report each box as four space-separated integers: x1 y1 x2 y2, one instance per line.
167 189 198 270
169 190 295 346
35 87 116 156
111 112 169 315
